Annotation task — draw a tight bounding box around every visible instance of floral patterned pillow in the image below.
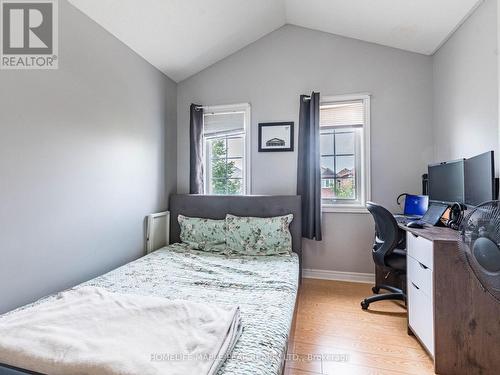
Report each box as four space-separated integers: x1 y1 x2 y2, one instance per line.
225 214 293 255
178 215 226 252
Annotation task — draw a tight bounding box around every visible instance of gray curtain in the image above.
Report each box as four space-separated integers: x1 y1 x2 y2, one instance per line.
190 103 204 194
297 92 322 240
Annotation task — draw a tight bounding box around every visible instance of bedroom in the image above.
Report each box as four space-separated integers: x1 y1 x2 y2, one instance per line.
0 0 499 374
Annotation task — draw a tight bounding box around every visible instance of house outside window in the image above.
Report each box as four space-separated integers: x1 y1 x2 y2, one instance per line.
203 104 251 195
320 94 371 212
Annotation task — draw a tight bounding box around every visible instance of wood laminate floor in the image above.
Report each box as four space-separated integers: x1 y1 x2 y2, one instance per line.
285 279 434 375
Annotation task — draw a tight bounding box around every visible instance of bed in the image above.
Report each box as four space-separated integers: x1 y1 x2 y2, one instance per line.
0 194 302 375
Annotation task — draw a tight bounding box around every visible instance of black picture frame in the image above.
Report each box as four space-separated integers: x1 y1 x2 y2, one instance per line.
258 122 294 152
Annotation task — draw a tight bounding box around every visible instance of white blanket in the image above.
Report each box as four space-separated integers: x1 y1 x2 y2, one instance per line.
0 287 242 375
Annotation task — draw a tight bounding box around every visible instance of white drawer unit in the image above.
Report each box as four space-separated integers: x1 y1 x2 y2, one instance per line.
408 278 434 356
408 256 433 298
407 232 433 269
407 232 434 357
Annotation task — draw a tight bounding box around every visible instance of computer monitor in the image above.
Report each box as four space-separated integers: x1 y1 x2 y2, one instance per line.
428 159 465 204
464 151 495 206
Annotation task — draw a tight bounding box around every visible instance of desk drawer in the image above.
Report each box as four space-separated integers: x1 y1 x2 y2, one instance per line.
408 256 433 298
407 233 433 270
408 279 434 356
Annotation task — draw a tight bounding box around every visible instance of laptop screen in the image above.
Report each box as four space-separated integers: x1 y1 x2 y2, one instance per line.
421 203 448 225
404 194 429 216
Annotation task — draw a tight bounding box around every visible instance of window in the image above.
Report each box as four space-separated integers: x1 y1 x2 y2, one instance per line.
203 104 250 195
320 95 370 210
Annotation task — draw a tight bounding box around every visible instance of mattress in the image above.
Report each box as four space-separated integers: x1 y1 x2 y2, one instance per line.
0 244 299 375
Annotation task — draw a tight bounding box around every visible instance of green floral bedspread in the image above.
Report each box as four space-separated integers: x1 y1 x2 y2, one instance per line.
82 243 300 375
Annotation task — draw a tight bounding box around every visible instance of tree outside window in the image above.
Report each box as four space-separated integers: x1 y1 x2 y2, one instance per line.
210 138 241 195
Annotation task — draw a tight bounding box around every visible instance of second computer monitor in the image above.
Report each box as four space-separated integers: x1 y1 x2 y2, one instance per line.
464 151 495 206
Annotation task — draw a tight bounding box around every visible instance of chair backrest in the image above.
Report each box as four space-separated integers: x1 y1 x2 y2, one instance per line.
366 201 402 267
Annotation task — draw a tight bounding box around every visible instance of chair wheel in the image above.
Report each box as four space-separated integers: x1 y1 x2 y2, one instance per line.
372 286 380 294
361 300 369 310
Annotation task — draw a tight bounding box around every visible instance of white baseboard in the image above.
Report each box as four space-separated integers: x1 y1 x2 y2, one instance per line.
302 268 375 284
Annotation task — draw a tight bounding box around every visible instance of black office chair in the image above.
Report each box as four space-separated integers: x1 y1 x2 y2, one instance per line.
361 202 407 310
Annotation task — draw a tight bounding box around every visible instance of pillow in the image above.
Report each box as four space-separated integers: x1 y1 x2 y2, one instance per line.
225 214 293 255
178 215 226 252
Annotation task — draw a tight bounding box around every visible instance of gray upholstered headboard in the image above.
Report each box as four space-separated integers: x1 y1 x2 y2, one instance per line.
169 194 302 262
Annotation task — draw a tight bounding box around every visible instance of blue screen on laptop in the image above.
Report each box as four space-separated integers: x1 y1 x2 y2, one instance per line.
404 194 429 216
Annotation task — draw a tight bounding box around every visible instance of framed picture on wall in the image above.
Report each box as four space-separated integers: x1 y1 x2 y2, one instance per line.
258 122 294 152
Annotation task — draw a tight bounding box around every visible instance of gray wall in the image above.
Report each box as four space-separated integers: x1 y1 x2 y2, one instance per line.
433 0 498 166
0 0 177 314
177 25 433 273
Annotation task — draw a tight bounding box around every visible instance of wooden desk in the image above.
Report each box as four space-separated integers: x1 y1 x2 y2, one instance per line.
398 223 500 375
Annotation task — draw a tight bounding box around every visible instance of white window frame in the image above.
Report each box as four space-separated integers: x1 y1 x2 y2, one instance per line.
320 93 371 214
202 103 251 195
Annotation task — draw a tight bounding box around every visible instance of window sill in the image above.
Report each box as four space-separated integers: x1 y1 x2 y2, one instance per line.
322 205 369 214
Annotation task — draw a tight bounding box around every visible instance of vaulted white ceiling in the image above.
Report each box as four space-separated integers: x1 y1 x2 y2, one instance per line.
69 0 483 82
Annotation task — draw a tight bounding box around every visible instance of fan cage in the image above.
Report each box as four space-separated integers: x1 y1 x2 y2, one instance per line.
459 201 500 302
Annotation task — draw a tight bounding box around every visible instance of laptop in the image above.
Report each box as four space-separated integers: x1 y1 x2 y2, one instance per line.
394 194 429 222
396 202 448 226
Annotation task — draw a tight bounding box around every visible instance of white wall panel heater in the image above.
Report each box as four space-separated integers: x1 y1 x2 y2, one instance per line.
146 211 170 254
